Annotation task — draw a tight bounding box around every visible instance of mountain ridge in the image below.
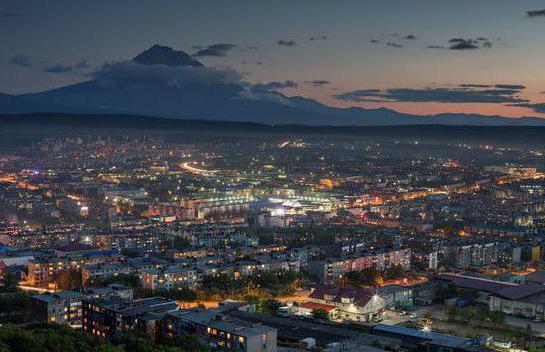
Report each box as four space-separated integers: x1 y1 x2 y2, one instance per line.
1 44 544 126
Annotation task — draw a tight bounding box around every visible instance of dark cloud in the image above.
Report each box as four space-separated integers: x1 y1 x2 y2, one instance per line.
426 45 444 49
309 35 327 41
242 60 263 66
448 38 492 50
9 54 32 68
43 59 90 74
238 90 291 106
404 34 417 40
2 12 18 18
527 9 545 17
252 80 298 92
459 84 492 88
334 85 528 104
305 80 330 87
448 38 479 50
93 60 241 86
194 43 237 57
512 103 545 113
277 39 297 47
44 63 73 73
386 42 403 48
370 39 380 44
495 84 525 90
74 59 90 70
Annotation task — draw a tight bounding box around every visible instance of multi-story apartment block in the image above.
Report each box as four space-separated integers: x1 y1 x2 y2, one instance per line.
165 308 277 352
308 248 412 283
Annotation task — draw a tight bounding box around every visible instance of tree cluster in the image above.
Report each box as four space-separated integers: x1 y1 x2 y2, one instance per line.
0 324 204 352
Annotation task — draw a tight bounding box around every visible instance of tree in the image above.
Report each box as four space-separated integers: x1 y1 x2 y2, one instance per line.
434 283 458 303
248 270 298 296
459 288 479 300
311 308 330 321
244 295 260 305
159 334 207 352
447 306 459 321
120 248 140 258
0 323 200 352
475 306 489 322
0 272 19 293
55 269 82 290
89 273 142 288
172 236 191 250
489 311 505 326
0 293 33 323
200 274 241 299
345 267 379 287
461 307 474 321
258 299 282 315
385 264 405 280
149 287 197 302
525 322 533 337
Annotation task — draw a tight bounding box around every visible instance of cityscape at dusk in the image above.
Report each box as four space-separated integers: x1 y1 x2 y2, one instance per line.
2 2 545 352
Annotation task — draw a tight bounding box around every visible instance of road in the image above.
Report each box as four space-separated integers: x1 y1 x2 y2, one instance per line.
175 291 311 309
179 162 218 176
18 284 56 293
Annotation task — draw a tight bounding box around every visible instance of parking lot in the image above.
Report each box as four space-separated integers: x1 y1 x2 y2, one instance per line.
380 310 415 326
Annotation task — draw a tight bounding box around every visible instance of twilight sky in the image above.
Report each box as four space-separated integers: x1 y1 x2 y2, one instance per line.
3 0 545 118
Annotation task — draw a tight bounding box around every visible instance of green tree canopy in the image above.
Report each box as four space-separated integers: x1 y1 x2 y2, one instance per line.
0 272 19 293
311 308 330 321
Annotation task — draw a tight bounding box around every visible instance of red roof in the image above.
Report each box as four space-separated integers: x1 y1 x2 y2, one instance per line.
300 302 337 312
309 284 374 307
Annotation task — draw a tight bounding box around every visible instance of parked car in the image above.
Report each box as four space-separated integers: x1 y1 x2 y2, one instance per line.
372 316 384 323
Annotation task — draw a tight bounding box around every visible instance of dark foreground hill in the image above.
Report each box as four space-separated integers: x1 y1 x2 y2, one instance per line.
2 113 545 146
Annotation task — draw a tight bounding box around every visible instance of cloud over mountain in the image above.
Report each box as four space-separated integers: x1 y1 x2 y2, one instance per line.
8 55 32 68
133 44 202 67
43 60 90 74
93 60 241 87
194 43 237 57
251 80 298 92
334 84 528 104
1 44 543 127
512 103 545 113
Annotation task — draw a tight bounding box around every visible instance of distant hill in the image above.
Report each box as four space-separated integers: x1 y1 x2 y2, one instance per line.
3 113 545 145
1 44 545 126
